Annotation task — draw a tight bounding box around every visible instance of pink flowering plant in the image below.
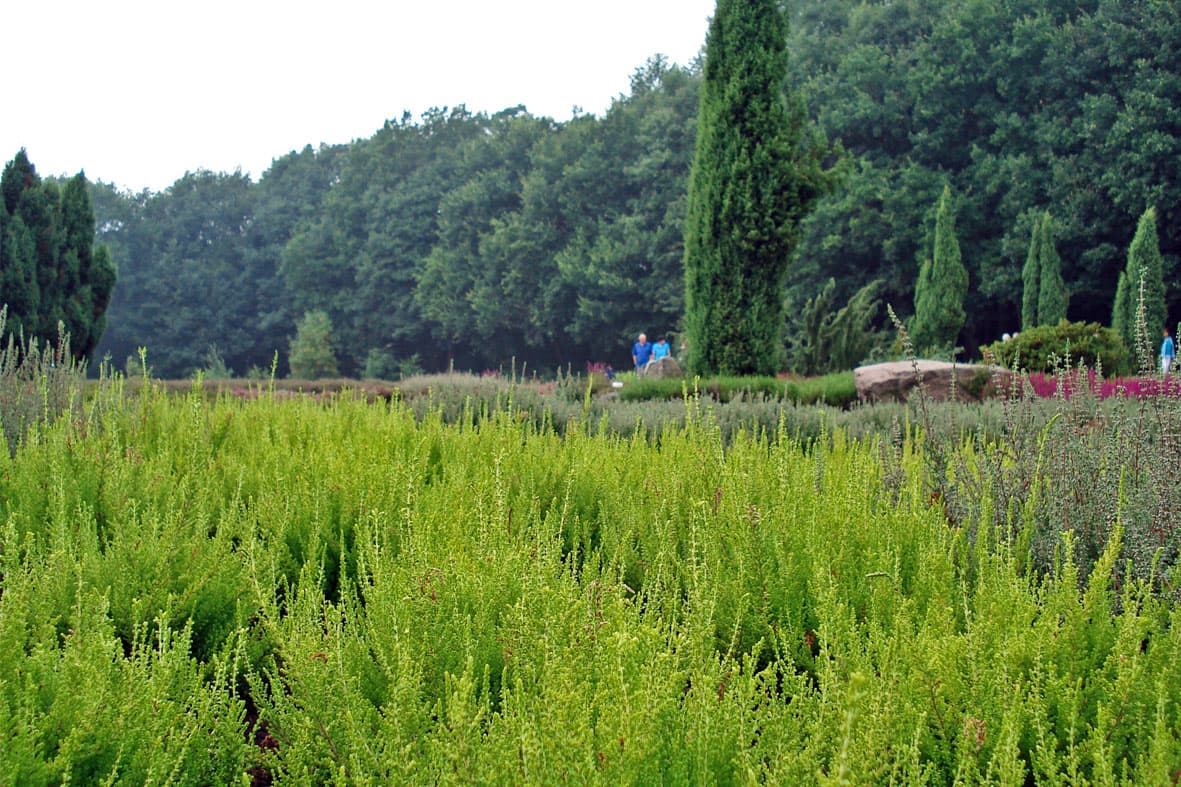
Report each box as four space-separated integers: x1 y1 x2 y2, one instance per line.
1024 369 1181 400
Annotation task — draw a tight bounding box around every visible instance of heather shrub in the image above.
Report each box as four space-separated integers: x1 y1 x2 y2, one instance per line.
615 371 856 407
3 374 1181 782
0 306 82 454
553 363 616 401
0 583 250 784
1025 370 1181 400
893 354 1181 593
616 374 784 402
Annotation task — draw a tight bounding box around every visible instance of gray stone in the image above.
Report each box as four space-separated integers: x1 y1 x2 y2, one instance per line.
854 360 1012 403
639 356 683 379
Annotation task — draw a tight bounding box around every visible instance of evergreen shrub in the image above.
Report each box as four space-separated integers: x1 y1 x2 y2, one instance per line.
980 320 1128 374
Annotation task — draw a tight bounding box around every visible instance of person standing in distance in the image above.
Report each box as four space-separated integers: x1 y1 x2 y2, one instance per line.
632 333 653 370
652 336 671 361
1161 327 1175 375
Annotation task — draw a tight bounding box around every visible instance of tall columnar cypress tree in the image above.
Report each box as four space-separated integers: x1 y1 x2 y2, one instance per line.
0 200 39 338
1 152 45 341
911 185 967 354
1112 270 1130 349
0 150 115 359
1117 206 1166 354
683 0 828 376
57 174 115 358
1020 213 1041 331
1036 211 1067 326
86 244 115 359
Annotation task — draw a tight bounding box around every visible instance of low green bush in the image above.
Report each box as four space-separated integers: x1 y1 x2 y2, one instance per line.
616 375 781 402
783 371 858 406
980 320 1129 374
616 372 856 407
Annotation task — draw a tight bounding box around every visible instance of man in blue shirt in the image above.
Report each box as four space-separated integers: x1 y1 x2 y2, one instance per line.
632 333 653 370
1162 328 1175 375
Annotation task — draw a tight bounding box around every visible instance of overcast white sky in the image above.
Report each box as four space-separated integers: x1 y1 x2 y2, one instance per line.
5 0 714 193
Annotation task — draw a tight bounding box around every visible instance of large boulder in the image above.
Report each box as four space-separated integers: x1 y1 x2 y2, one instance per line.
639 356 683 379
854 360 1012 403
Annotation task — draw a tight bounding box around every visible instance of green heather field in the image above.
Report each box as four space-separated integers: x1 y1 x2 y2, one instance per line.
2 377 1181 784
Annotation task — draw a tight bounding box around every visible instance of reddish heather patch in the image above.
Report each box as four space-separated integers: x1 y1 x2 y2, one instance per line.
1025 371 1181 400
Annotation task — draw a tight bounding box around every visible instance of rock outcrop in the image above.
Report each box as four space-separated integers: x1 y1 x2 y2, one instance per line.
638 357 683 379
854 360 1011 403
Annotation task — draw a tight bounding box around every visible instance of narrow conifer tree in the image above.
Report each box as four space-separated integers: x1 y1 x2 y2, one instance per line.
1112 270 1130 349
59 174 115 358
1118 206 1166 349
911 185 967 354
0 204 39 338
683 0 828 376
1036 211 1068 326
1020 213 1041 331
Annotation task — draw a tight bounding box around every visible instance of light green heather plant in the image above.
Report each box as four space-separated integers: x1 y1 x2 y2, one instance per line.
0 377 1179 782
0 305 81 454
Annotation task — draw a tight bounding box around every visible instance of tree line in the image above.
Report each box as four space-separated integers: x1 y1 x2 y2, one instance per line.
88 55 697 378
73 0 1178 378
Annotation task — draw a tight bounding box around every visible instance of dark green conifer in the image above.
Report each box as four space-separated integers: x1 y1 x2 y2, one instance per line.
1112 270 1130 349
0 151 114 358
0 209 39 338
1119 206 1166 351
911 185 967 354
1036 211 1067 326
0 149 35 215
683 0 829 375
1020 213 1041 331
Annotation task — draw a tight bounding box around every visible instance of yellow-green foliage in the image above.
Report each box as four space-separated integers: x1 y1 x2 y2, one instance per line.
1 383 1179 783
